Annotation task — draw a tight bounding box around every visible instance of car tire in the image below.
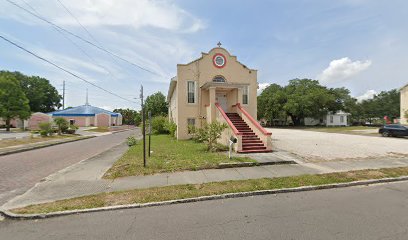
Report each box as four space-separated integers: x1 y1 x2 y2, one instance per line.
382 131 390 137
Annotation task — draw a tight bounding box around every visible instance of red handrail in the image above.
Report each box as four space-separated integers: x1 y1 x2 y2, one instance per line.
215 103 242 135
235 103 272 136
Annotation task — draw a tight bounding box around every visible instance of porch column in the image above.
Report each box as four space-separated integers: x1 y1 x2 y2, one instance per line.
237 88 243 104
209 87 216 122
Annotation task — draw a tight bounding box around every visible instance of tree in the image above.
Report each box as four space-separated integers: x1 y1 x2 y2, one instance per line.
257 79 354 126
358 89 400 123
283 79 342 125
54 117 68 135
0 73 31 131
257 84 287 125
113 108 140 125
145 92 168 117
1 71 62 113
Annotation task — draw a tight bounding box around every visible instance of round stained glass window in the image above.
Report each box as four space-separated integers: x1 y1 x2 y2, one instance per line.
213 53 226 68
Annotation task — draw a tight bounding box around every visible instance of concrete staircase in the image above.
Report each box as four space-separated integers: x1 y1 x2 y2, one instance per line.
226 113 272 153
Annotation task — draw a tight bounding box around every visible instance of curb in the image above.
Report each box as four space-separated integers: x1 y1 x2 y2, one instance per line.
111 128 135 134
217 160 296 169
2 176 408 220
0 136 95 156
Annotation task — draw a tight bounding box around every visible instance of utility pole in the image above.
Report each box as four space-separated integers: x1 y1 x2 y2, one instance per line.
140 85 146 167
62 80 65 109
148 111 151 157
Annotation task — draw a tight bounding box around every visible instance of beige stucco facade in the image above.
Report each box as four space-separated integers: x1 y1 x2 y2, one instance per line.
167 46 259 140
401 84 408 124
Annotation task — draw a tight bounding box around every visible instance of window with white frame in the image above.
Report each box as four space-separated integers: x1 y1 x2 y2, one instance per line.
242 86 249 104
330 116 334 123
187 81 196 103
340 116 344 123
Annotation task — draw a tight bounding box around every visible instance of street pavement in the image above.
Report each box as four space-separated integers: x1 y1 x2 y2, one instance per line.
0 129 137 206
1 181 407 239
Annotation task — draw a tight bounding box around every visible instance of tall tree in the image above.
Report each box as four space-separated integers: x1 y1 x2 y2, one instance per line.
0 73 31 131
145 91 168 117
257 84 287 124
1 71 62 112
113 108 141 125
358 89 400 122
283 79 339 125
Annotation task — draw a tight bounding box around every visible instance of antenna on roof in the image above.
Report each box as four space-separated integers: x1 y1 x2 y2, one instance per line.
85 88 89 105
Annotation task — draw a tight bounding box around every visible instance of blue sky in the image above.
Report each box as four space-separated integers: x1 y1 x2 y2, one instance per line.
1 0 407 110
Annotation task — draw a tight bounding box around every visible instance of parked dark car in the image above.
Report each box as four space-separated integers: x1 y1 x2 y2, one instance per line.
379 124 408 137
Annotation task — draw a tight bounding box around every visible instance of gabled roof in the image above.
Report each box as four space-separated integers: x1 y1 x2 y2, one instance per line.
49 105 120 117
177 47 257 71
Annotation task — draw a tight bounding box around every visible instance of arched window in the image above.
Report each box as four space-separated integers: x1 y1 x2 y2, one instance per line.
212 76 226 83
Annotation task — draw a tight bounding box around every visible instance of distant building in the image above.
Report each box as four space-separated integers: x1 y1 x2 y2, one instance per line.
305 111 350 127
401 84 408 124
49 104 122 127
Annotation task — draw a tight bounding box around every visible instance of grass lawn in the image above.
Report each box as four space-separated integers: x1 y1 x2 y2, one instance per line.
0 135 75 148
103 134 256 178
12 167 408 214
85 127 110 132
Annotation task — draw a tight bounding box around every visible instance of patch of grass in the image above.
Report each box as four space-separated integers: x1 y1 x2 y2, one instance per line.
12 167 408 215
0 135 74 148
103 134 256 178
85 127 110 132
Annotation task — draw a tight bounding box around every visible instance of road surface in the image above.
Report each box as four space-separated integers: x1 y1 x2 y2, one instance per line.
0 130 136 205
1 181 407 239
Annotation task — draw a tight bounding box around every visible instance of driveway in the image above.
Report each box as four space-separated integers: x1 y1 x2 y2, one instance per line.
0 129 138 205
267 128 408 162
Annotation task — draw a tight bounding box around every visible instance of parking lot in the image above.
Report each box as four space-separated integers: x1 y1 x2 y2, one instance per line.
268 128 408 162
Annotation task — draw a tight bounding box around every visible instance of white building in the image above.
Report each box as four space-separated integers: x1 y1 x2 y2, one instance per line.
305 111 350 127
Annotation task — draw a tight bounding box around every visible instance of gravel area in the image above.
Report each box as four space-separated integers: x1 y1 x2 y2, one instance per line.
267 128 408 162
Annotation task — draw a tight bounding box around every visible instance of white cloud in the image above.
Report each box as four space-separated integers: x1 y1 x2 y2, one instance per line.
257 83 270 95
1 0 205 32
356 89 377 102
318 57 372 84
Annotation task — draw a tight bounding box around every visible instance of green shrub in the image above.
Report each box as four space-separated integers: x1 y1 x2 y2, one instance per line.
164 120 177 138
39 130 48 137
54 117 68 135
38 122 53 137
151 116 169 134
188 121 228 151
127 136 138 146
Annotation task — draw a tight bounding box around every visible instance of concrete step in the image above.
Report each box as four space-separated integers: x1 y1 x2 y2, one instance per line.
238 149 273 153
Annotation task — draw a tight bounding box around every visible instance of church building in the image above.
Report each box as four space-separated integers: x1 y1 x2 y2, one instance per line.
167 44 272 153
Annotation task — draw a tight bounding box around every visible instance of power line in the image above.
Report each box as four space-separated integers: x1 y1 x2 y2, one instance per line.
21 0 118 80
0 34 137 104
55 0 100 45
6 0 163 77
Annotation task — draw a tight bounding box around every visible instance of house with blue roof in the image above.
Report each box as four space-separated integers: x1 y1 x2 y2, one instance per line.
49 104 122 127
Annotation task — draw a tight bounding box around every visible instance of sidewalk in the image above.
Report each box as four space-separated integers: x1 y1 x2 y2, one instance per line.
3 143 408 210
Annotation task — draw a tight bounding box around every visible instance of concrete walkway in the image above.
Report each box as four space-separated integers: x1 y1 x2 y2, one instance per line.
3 140 408 210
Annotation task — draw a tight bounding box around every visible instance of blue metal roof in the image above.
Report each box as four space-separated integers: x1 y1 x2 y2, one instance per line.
49 105 121 117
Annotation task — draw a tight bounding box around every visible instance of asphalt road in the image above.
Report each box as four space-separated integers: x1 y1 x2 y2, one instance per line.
0 130 136 205
1 181 407 239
